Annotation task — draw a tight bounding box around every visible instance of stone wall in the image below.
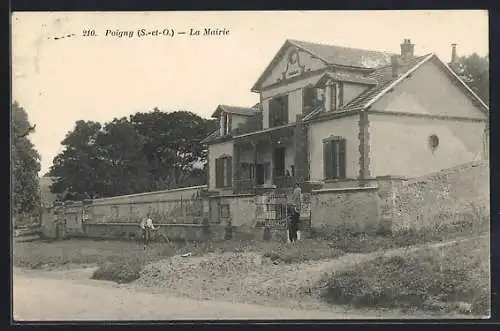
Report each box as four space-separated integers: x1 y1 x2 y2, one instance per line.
383 161 489 233
89 186 207 224
82 222 226 242
310 186 380 233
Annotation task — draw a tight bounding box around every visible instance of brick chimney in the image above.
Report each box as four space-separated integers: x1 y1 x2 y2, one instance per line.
451 43 457 64
400 38 414 62
391 55 400 78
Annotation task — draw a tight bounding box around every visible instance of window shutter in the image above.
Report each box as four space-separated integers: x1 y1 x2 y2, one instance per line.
331 84 337 111
338 139 346 178
215 158 222 188
339 82 344 107
323 141 333 180
228 115 233 135
283 95 289 124
269 99 275 127
226 157 232 187
332 141 338 178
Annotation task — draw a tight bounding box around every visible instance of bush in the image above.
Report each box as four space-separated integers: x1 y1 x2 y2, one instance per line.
91 255 145 283
320 236 490 316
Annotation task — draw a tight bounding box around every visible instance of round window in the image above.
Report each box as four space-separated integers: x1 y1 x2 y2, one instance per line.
428 134 439 149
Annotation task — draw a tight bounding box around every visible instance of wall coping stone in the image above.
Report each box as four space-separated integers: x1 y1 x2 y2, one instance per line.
312 186 378 194
84 222 213 227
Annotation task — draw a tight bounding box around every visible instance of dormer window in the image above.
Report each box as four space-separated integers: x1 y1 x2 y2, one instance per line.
219 112 231 136
324 80 344 111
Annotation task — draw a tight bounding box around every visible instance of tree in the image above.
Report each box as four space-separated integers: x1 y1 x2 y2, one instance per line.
95 117 150 196
451 53 489 105
48 120 105 199
12 102 41 218
49 108 217 198
129 109 216 189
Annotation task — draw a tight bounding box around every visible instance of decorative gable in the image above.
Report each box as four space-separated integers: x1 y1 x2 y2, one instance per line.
260 46 326 89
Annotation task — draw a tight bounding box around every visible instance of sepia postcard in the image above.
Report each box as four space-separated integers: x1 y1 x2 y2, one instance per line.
11 10 490 322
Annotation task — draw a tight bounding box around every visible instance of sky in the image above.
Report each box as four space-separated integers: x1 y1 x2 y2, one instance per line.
12 10 489 175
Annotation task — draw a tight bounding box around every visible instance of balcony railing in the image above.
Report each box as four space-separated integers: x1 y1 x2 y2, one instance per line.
231 116 260 136
233 176 298 195
274 176 296 189
234 178 254 195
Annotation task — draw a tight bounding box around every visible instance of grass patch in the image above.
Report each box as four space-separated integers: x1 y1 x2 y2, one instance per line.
13 238 177 277
320 235 490 316
310 212 489 254
261 240 344 264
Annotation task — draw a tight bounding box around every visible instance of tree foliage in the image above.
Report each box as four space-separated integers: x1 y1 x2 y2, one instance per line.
12 102 41 216
49 108 216 199
451 53 489 105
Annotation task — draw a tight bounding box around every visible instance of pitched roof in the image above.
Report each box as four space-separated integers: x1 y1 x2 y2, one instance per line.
342 53 433 111
201 130 219 144
307 52 489 120
313 71 378 87
251 39 397 92
289 39 396 69
211 105 258 118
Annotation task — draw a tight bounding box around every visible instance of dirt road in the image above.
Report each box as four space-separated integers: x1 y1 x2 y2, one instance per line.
15 267 458 321
12 268 359 321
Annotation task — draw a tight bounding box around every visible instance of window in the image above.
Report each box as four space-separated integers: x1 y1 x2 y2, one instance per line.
338 82 344 108
323 138 346 180
330 84 337 111
303 86 316 109
240 163 255 179
303 86 323 115
215 156 232 188
269 95 289 127
219 112 231 136
327 82 344 111
225 113 231 135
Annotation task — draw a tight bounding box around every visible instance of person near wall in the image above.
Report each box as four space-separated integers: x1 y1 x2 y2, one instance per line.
140 213 156 249
287 183 302 242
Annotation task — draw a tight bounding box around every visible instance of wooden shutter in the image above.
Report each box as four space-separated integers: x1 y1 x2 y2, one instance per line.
331 84 337 111
323 141 333 180
215 158 223 188
339 82 344 107
282 95 289 124
338 139 346 178
269 99 275 127
332 141 338 178
226 157 232 187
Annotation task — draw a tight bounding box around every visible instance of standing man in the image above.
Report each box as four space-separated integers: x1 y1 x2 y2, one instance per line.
288 183 302 242
140 213 156 249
